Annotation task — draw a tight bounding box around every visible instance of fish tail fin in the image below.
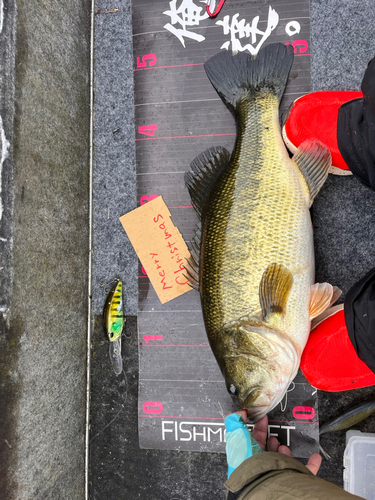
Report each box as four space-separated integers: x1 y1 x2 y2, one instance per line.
204 43 294 112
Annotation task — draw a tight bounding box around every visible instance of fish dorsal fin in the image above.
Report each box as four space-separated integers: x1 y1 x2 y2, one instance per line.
259 263 293 321
309 283 335 320
184 146 230 218
293 139 332 205
183 222 201 291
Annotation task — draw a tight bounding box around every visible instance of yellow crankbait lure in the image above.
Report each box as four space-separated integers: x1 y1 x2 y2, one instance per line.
103 279 124 375
104 279 124 342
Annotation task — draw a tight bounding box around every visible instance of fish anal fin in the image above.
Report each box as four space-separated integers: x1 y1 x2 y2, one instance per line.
309 283 335 320
259 263 293 322
185 146 230 218
293 140 332 204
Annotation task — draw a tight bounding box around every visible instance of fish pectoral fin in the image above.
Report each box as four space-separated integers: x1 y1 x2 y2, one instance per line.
185 146 230 218
309 283 335 320
259 263 293 322
293 140 332 204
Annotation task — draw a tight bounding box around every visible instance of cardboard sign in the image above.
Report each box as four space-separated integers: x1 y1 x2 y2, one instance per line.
120 196 192 303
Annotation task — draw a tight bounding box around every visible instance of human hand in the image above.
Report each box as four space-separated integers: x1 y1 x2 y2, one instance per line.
224 410 263 478
243 410 322 476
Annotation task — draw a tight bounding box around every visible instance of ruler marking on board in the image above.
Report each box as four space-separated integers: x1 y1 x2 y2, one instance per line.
134 92 308 107
134 0 317 456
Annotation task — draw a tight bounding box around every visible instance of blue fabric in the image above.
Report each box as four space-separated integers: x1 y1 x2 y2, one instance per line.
225 413 264 478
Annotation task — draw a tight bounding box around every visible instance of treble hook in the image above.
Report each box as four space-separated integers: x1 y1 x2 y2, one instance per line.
100 276 120 293
206 0 226 18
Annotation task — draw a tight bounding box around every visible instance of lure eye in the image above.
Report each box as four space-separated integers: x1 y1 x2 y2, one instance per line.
229 384 238 396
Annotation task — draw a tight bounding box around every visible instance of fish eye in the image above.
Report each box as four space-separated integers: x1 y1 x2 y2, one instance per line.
229 384 238 396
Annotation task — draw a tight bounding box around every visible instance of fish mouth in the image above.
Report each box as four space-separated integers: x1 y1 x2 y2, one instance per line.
244 381 293 422
240 389 271 422
242 388 271 409
241 386 281 422
246 405 269 422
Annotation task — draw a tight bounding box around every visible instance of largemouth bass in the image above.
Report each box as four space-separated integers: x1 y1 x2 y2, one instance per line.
185 43 334 421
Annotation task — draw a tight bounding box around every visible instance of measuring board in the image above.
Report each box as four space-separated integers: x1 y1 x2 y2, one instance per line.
132 0 318 456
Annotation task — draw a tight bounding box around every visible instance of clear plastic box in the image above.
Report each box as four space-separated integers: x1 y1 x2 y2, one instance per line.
344 430 375 499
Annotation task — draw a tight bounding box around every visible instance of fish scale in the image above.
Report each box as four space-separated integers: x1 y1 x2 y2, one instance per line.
201 93 313 348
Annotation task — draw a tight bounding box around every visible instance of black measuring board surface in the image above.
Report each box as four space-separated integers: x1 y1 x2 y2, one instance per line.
132 0 318 456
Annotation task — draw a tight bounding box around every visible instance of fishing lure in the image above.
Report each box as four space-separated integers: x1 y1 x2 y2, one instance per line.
320 399 375 436
206 0 226 17
103 279 124 375
319 399 375 459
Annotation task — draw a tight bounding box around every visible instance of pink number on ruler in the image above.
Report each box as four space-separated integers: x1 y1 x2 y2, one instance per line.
286 40 308 54
142 267 147 275
143 401 164 414
137 54 157 68
143 335 163 344
138 124 158 136
292 406 315 420
140 194 159 205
